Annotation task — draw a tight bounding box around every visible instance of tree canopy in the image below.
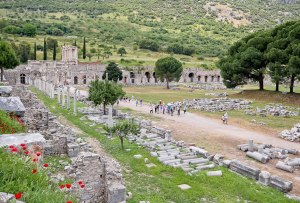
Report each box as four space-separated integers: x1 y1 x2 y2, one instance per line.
102 62 123 82
218 20 300 93
155 57 182 89
0 40 19 81
117 47 127 56
88 80 125 114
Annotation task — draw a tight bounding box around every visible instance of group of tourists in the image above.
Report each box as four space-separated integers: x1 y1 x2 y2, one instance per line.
148 100 188 116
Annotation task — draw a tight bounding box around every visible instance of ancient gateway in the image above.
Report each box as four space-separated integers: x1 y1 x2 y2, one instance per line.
5 46 222 86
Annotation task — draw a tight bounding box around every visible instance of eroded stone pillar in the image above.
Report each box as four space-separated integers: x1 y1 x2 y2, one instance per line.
62 86 65 107
67 86 70 110
58 88 61 104
73 89 77 115
108 105 113 127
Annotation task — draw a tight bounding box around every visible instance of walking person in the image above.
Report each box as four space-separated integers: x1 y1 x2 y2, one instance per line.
135 99 138 107
150 105 153 114
177 105 180 116
183 105 187 114
224 112 228 125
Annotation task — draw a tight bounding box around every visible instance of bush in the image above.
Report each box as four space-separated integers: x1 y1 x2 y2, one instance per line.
139 39 159 51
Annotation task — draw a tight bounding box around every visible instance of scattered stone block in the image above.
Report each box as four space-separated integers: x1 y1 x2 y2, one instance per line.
269 175 293 193
276 161 295 173
145 163 156 168
258 171 270 186
178 184 191 190
207 170 222 176
0 86 13 96
229 160 261 180
0 96 26 116
0 133 45 147
246 151 269 164
133 154 143 159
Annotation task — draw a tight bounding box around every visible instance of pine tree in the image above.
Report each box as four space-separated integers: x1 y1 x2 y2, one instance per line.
83 37 86 59
53 42 56 61
33 42 37 60
43 38 47 60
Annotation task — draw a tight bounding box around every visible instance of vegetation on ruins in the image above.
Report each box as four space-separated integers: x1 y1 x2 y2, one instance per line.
0 110 26 134
218 21 300 93
88 80 125 114
102 62 123 82
155 57 183 89
104 119 140 150
0 40 19 81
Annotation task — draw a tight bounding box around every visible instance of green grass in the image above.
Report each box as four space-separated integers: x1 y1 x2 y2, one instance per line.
0 148 76 203
0 110 26 134
31 87 297 203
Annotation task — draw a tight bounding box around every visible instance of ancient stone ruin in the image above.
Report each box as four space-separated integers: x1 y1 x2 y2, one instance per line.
280 123 300 142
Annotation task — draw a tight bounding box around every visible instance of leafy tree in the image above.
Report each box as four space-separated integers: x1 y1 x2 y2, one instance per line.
117 47 127 56
104 48 112 58
167 43 195 56
33 42 37 60
43 38 47 60
102 62 123 82
155 57 183 89
47 38 58 50
288 56 300 93
88 80 125 114
0 40 19 81
83 37 86 59
139 39 159 51
103 119 140 150
86 53 93 61
22 24 36 37
18 42 31 63
52 28 64 36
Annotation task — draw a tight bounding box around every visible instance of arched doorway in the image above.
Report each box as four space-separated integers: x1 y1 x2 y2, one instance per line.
83 75 87 84
130 72 135 84
217 76 220 82
197 76 201 82
205 76 208 83
211 76 214 82
145 72 151 83
188 73 194 82
20 74 26 84
124 76 127 83
74 76 78 84
153 72 157 83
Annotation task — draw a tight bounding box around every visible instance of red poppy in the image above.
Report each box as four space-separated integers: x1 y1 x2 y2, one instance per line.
32 169 37 174
36 152 41 156
22 146 27 150
15 192 22 199
43 163 49 167
20 143 26 147
60 184 65 189
78 181 83 185
80 184 85 188
25 150 29 155
11 148 18 153
9 145 14 149
66 201 72 203
66 183 71 189
33 158 38 162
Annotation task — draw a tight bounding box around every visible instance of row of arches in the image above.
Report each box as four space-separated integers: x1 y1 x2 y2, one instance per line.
73 75 87 85
188 73 220 83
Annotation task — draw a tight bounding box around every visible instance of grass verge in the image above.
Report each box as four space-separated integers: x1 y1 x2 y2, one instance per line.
31 87 297 203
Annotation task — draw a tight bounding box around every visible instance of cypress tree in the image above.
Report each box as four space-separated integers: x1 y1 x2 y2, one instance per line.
74 40 77 46
43 38 47 60
53 42 56 61
83 37 86 59
33 42 37 60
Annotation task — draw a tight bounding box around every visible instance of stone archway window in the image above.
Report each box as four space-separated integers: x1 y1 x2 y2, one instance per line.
145 72 151 83
124 76 127 83
211 76 214 82
130 72 135 78
205 76 208 83
217 76 220 82
74 76 78 84
20 74 26 84
198 76 201 82
83 75 87 84
188 73 194 82
153 72 157 83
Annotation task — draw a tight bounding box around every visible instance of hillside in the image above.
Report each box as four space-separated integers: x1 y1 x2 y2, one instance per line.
0 0 299 68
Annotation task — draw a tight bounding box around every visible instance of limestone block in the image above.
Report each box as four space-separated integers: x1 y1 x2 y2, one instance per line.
196 163 215 170
276 161 295 173
178 184 191 190
133 154 143 159
67 143 80 158
189 146 209 157
0 86 13 96
229 160 261 180
0 96 26 116
107 183 126 203
0 133 45 148
258 171 270 186
150 152 158 157
287 158 300 166
269 175 293 193
246 151 269 164
207 170 222 176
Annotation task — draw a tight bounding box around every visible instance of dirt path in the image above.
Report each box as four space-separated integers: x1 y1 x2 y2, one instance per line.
119 101 300 195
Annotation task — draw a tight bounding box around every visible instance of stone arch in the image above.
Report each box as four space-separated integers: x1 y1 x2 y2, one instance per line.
20 74 26 84
130 72 135 84
124 76 127 83
153 72 157 83
188 72 194 82
211 76 215 82
145 72 151 83
205 75 208 83
197 75 201 82
74 76 78 85
83 75 87 84
217 75 220 82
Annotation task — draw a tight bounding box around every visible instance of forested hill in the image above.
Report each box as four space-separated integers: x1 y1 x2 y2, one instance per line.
0 0 299 66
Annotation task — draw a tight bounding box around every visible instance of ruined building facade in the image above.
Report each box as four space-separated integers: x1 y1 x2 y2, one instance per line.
5 46 223 86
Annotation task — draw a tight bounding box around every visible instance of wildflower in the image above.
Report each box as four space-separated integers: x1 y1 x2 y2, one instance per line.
43 163 49 167
15 192 22 199
66 201 72 203
80 184 85 188
78 181 83 185
36 152 41 156
11 148 18 153
32 169 37 174
20 143 26 147
22 146 27 150
33 158 38 162
9 145 14 149
60 184 65 189
66 183 71 189
25 150 29 155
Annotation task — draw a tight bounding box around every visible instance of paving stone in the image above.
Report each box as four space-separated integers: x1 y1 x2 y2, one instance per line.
178 184 191 190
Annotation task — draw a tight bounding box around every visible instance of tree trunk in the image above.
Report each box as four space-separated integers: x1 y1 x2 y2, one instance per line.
103 103 106 115
120 137 124 150
166 79 169 89
275 81 279 92
290 75 295 93
258 73 264 91
0 67 3 82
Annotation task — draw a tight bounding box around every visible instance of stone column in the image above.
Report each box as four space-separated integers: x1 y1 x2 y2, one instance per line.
62 86 65 107
67 86 70 110
108 105 113 127
73 89 77 115
58 88 61 104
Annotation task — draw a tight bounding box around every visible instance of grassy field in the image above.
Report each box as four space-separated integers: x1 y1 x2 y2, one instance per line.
30 86 298 203
124 85 300 131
